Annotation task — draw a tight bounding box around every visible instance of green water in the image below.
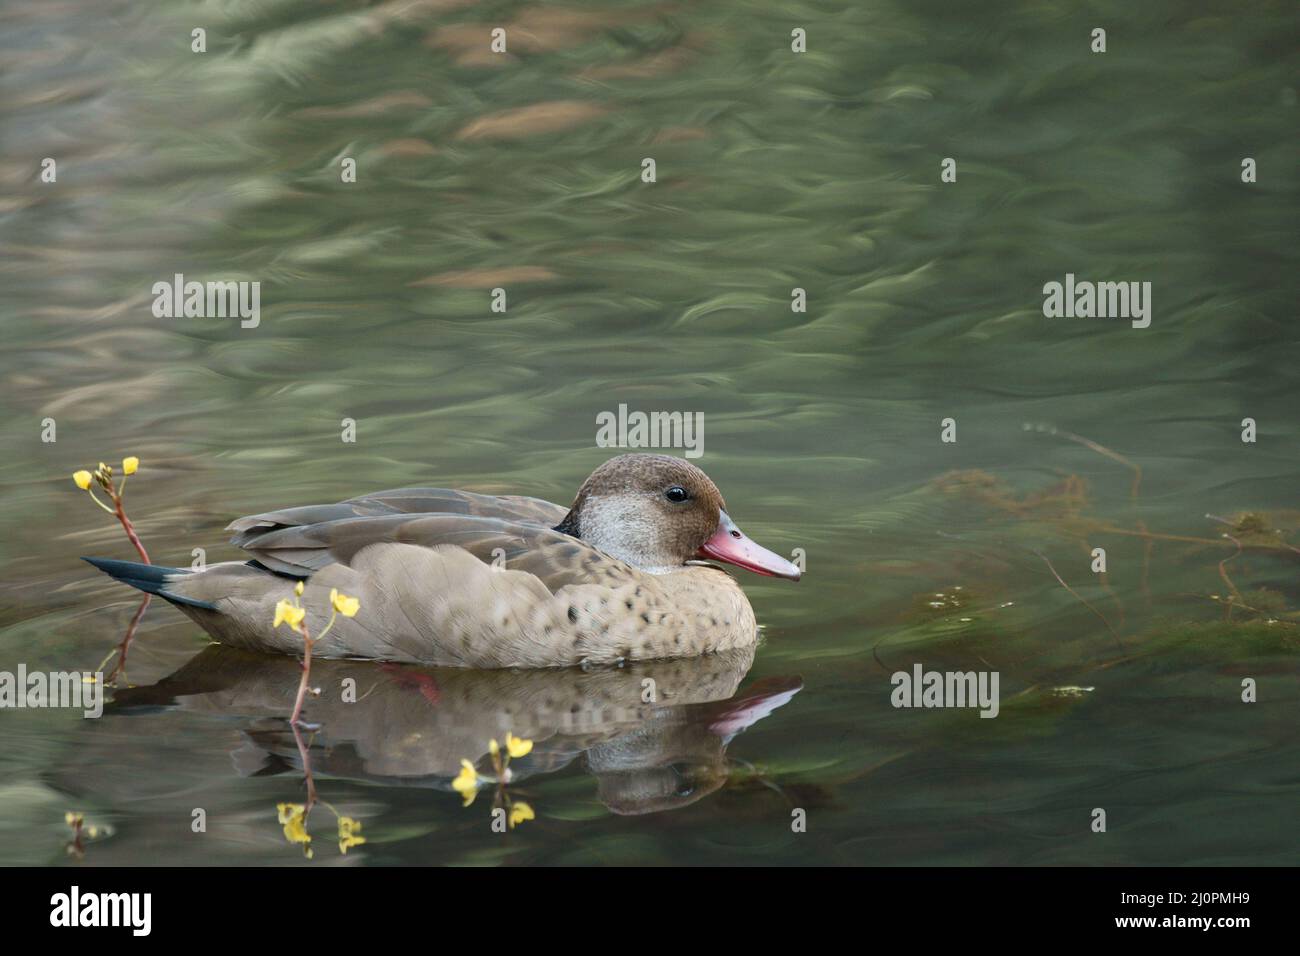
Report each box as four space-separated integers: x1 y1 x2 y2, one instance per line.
1 0 1297 865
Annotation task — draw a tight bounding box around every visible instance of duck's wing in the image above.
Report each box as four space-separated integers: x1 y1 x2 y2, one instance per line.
225 489 625 589
227 487 567 537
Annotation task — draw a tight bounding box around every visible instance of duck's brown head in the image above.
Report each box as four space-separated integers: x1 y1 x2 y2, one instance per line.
555 453 800 580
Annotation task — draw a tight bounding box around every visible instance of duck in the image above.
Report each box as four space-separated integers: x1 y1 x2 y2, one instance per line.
84 453 801 668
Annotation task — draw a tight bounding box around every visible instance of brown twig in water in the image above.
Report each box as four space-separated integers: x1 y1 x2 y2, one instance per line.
291 722 319 811
1204 593 1293 623
1216 533 1244 621
1028 424 1152 607
871 633 895 675
1026 424 1142 500
1082 537 1126 630
1032 548 1124 650
1089 524 1290 551
95 594 152 686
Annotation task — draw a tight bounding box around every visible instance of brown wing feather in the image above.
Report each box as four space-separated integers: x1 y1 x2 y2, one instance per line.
344 488 568 523
227 487 566 537
226 488 623 591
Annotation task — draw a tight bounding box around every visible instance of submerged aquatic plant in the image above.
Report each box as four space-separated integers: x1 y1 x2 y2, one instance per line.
933 422 1300 650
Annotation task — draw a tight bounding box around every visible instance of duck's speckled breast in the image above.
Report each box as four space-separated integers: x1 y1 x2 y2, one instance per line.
557 564 759 665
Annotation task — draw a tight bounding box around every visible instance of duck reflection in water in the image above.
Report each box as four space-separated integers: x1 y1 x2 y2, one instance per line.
110 644 801 816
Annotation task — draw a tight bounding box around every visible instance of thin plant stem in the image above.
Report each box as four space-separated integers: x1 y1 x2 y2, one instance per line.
85 475 150 563
85 489 116 515
289 620 314 728
1217 533 1244 621
96 594 152 686
109 489 149 564
1032 548 1123 650
289 610 337 727
290 721 318 813
1028 423 1142 499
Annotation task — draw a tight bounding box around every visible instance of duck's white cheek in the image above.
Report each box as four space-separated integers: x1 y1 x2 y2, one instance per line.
580 495 673 569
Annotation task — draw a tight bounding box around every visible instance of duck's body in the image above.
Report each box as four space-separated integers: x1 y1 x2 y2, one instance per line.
86 455 799 668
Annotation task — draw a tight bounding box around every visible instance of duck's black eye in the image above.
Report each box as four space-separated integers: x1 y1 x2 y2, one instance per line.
665 486 689 503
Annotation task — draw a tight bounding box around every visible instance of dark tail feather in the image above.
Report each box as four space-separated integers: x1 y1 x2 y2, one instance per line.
81 556 217 610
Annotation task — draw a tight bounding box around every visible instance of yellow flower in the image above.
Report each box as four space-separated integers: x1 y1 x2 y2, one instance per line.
277 803 312 853
294 580 304 596
283 818 308 842
337 816 366 854
73 471 92 490
508 801 535 828
488 738 499 758
451 759 479 806
505 732 533 758
273 599 305 630
122 456 139 475
329 588 360 618
339 834 365 854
